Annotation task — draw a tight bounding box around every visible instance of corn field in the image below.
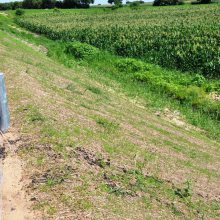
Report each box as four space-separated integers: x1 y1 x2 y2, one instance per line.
17 5 220 77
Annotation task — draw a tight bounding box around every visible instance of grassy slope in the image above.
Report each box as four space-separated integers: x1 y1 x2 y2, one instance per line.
0 13 220 219
13 6 220 139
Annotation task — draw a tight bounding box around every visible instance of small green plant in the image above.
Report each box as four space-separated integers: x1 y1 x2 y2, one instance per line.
36 155 45 166
132 71 153 82
86 85 102 95
115 58 150 73
95 117 119 131
204 82 220 92
174 180 192 199
108 186 131 196
47 205 56 215
53 8 60 13
66 42 99 60
183 86 206 105
106 169 163 197
26 105 45 123
15 9 25 16
46 178 57 187
191 74 206 87
66 83 76 93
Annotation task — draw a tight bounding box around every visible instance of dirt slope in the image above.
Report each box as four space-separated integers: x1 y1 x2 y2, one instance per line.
0 29 220 219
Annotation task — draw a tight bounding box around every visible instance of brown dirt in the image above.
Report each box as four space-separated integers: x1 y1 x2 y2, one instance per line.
0 130 37 220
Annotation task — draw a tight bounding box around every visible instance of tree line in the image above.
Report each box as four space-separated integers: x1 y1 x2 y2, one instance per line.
0 0 214 11
153 0 212 6
0 0 94 10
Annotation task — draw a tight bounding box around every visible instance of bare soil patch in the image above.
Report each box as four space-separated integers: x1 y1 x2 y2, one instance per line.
0 130 37 220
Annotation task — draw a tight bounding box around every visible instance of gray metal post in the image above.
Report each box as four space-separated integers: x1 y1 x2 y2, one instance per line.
0 73 9 133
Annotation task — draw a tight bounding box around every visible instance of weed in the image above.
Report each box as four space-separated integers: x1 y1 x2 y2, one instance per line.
80 103 92 109
191 74 206 87
105 169 163 197
103 143 115 154
73 199 93 211
211 202 220 211
66 83 76 92
86 85 102 95
33 200 49 210
45 178 57 187
47 205 56 215
108 185 133 196
174 180 192 199
115 58 150 73
53 8 61 13
66 42 99 60
95 117 119 131
26 105 45 123
36 155 45 166
15 9 25 16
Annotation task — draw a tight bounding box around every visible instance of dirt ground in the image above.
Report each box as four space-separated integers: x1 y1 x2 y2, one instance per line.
0 130 36 220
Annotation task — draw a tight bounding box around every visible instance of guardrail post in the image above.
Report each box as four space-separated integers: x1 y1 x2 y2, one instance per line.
0 73 9 133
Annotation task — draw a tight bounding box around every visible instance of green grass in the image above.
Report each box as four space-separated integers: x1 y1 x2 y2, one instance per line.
95 117 119 131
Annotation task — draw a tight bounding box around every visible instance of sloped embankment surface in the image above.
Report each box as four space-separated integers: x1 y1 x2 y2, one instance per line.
0 30 220 219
